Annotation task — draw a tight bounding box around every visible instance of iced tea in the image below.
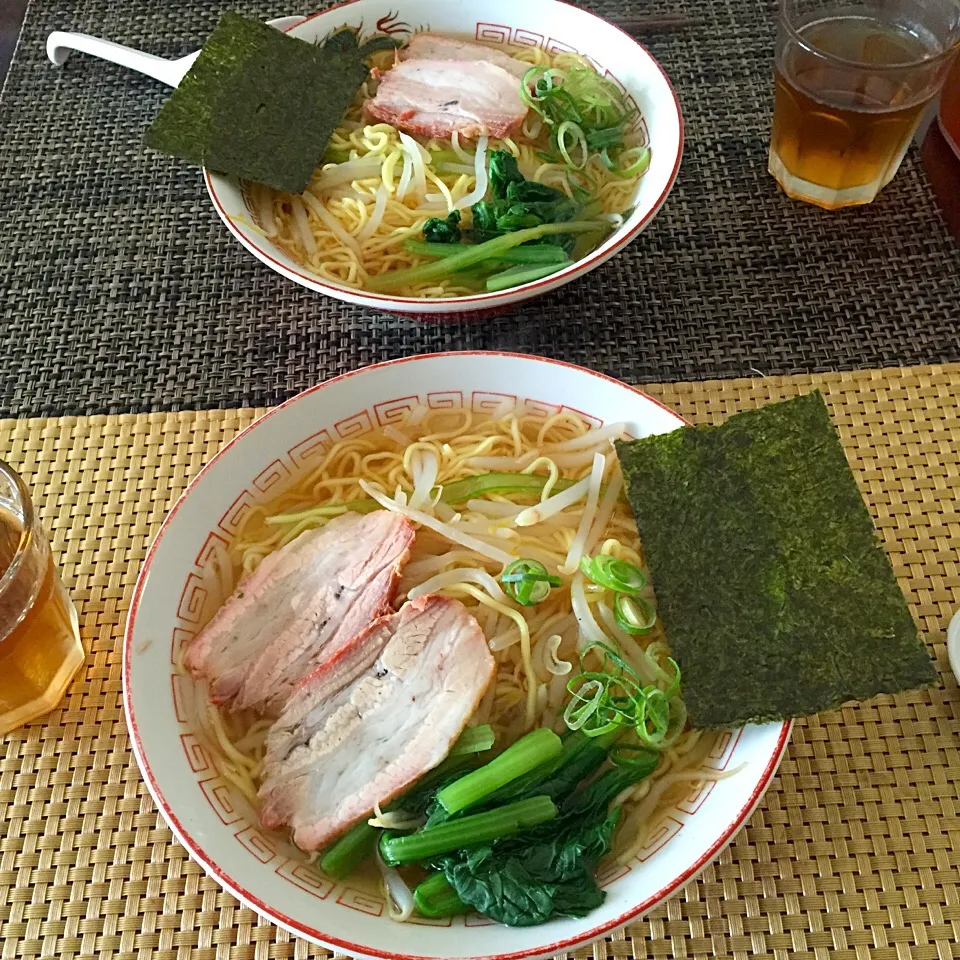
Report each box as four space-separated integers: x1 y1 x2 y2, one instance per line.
0 464 83 737
769 0 960 209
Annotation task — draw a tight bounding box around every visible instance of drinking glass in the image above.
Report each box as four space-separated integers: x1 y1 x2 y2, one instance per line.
0 460 83 736
769 0 960 209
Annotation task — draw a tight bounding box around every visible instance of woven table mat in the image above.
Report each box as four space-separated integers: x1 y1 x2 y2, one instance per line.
2 363 959 960
2 2 960 419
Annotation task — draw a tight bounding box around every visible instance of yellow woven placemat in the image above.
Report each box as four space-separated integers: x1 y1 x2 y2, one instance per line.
2 365 959 960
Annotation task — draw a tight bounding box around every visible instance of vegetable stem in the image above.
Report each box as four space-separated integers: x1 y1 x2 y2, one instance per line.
367 222 607 293
485 261 571 292
404 240 570 266
449 725 496 757
437 728 563 814
318 728 485 881
319 821 378 881
439 472 577 504
413 872 469 917
483 727 620 807
380 796 557 865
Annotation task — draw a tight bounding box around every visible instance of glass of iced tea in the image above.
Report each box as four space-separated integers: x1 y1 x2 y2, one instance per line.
769 0 960 209
0 459 83 736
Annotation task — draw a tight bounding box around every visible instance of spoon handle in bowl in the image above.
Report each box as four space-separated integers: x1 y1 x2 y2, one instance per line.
46 31 195 87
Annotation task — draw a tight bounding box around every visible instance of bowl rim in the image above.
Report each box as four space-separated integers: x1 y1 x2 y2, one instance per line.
122 351 792 960
203 0 685 308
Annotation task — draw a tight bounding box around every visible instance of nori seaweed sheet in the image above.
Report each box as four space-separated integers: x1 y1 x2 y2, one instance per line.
615 391 936 729
145 13 382 193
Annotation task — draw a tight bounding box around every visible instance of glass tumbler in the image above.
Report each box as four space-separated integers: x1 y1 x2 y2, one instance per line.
769 0 960 209
0 460 83 736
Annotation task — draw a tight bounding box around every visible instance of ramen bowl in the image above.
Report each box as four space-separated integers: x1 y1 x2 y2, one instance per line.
206 0 683 320
123 352 789 960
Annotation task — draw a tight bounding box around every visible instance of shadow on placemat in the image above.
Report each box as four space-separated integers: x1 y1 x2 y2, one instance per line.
0 1 959 419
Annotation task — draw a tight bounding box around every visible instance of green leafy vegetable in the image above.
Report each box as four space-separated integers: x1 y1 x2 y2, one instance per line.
404 240 569 266
485 261 571 292
488 150 526 197
614 391 937 728
436 728 562 814
380 795 558 866
482 728 621 808
145 14 397 193
439 472 577 503
449 725 496 757
319 819 378 881
435 750 657 926
422 211 462 244
468 152 580 247
409 151 592 291
413 873 469 918
317 726 492 880
270 473 585 525
367 221 608 293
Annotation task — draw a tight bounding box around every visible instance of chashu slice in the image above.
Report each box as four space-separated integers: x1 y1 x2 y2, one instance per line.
258 594 495 852
399 32 531 82
184 511 415 714
365 59 527 140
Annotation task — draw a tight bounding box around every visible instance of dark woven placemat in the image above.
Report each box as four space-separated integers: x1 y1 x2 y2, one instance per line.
1 0 958 418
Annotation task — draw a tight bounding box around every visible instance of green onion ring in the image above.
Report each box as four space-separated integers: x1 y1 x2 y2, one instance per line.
613 593 657 635
580 555 647 594
500 559 561 606
557 120 588 170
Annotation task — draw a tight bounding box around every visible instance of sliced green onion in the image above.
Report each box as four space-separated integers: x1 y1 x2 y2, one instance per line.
601 145 651 179
563 678 605 731
663 657 682 699
585 126 624 150
613 593 657 635
557 120 588 169
322 148 350 165
580 555 647 594
500 559 562 606
580 640 642 683
635 688 671 747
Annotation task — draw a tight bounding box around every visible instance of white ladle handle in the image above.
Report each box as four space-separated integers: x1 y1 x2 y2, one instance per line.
46 31 195 87
46 17 306 88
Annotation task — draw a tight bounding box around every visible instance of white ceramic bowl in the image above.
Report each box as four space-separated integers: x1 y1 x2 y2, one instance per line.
123 353 790 960
205 1 683 319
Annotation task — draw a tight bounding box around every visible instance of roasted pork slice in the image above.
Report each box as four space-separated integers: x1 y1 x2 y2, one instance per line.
258 594 495 852
184 511 415 714
399 32 531 82
365 60 527 140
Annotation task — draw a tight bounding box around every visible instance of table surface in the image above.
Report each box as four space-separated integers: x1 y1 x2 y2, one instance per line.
1 364 959 960
0 0 958 420
1 7 959 957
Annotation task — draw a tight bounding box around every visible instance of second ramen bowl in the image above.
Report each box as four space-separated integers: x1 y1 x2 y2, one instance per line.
205 0 683 319
124 352 789 960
